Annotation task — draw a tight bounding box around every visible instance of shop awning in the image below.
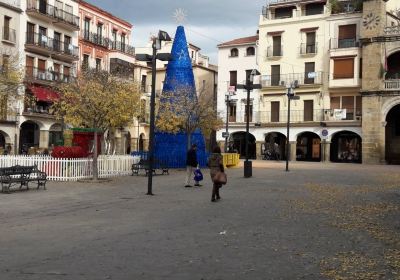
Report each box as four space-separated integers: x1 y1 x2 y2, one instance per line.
29 86 60 102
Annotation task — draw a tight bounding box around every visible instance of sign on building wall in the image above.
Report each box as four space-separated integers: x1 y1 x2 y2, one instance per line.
334 109 347 120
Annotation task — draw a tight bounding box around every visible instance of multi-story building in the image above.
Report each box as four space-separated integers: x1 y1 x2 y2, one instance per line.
19 0 80 153
360 0 400 164
78 0 150 155
216 34 260 158
0 0 23 154
255 0 365 163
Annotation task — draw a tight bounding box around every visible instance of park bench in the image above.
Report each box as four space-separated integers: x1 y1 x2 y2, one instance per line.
131 159 169 176
0 165 47 193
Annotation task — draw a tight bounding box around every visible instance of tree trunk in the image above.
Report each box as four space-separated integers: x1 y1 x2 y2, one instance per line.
93 130 98 180
187 130 191 150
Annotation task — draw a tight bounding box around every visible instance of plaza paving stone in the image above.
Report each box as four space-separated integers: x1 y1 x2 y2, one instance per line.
0 160 400 280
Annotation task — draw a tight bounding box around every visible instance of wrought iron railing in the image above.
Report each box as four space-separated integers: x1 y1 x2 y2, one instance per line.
267 45 283 57
260 71 324 87
25 66 75 83
110 41 135 56
27 0 79 28
254 109 361 123
26 32 78 57
82 31 110 48
300 43 317 54
2 27 16 43
330 38 359 49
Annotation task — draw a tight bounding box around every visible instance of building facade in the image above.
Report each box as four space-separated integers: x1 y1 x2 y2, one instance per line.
0 0 23 154
360 0 400 164
19 0 80 154
249 0 373 162
78 0 150 155
216 35 260 158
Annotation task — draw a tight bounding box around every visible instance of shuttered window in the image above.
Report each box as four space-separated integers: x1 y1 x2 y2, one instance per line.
271 101 280 122
333 58 354 79
304 100 314 121
229 71 237 88
338 24 356 39
330 97 340 109
38 59 46 71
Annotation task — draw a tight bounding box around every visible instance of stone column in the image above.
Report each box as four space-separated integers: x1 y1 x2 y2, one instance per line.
256 141 263 159
379 121 386 164
219 141 226 153
289 141 297 161
362 96 382 164
115 136 123 155
39 130 49 149
322 141 331 162
143 139 149 151
131 138 139 152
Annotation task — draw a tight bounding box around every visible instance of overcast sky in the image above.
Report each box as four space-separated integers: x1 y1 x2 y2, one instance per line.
88 0 265 64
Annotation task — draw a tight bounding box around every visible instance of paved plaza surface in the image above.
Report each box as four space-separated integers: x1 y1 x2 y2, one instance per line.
1 161 400 280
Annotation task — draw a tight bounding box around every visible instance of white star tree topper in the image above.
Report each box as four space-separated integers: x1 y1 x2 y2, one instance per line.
173 8 187 25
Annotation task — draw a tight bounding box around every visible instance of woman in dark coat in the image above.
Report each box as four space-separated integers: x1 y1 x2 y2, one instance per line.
208 146 224 202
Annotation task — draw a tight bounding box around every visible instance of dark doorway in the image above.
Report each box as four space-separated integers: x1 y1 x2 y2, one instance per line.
296 132 321 161
0 132 5 149
229 132 256 159
139 134 145 152
386 105 400 164
386 51 400 80
49 124 63 147
126 132 131 154
263 132 286 160
20 121 40 154
330 131 362 163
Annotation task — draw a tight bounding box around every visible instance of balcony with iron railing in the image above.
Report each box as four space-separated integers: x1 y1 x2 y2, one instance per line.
52 39 79 60
262 1 327 20
261 71 324 88
258 108 360 124
266 45 283 58
25 32 53 54
25 66 75 84
53 7 79 30
23 101 56 118
226 108 361 124
2 27 16 44
299 43 317 55
25 32 78 60
330 38 360 49
82 31 110 49
110 41 135 56
27 0 79 30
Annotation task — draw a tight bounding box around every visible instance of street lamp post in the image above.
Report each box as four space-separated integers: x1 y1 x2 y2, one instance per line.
237 69 261 178
285 81 300 172
136 30 171 195
224 93 229 152
224 89 235 152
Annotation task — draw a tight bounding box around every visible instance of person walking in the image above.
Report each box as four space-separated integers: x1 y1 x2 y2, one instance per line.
185 144 200 187
208 146 225 202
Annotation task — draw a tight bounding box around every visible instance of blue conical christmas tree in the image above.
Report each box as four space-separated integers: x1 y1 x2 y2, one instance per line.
154 26 207 168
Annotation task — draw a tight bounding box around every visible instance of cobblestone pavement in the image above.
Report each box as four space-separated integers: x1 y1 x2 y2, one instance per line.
1 161 400 280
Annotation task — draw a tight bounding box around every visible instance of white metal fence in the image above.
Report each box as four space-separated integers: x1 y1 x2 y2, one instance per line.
0 155 134 181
